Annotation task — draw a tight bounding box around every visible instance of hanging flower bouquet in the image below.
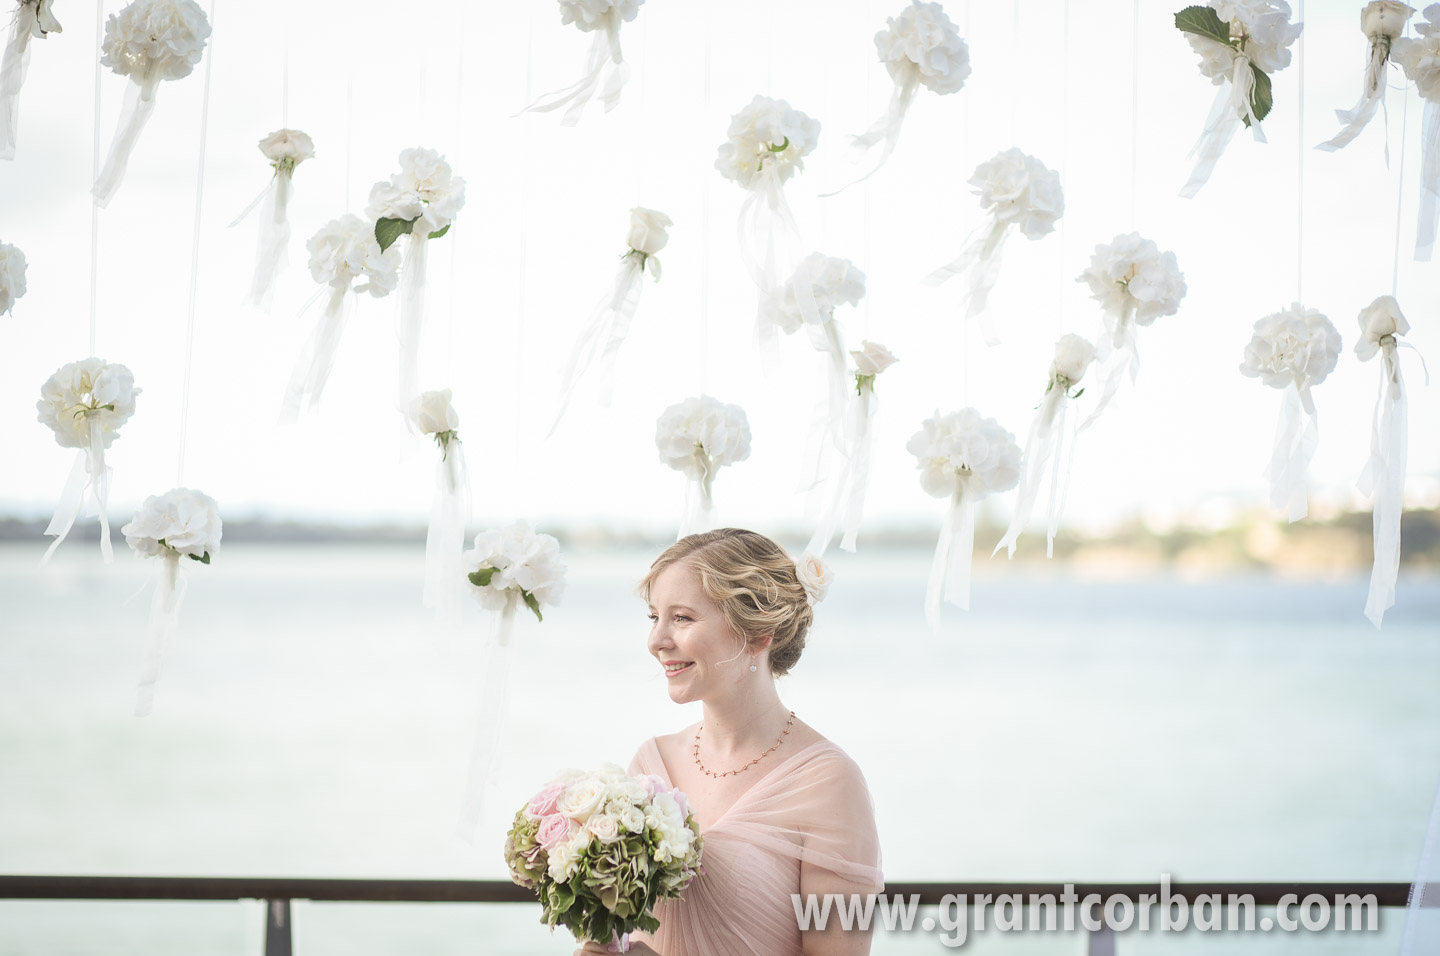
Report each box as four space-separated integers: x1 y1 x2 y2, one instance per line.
1239 303 1342 523
907 408 1020 629
92 0 211 206
924 148 1063 344
281 213 402 421
830 0 969 189
655 395 752 539
1075 232 1187 430
1354 295 1426 626
1318 2 1415 153
993 334 1095 560
36 358 141 562
0 238 26 314
549 207 672 436
0 0 61 160
121 488 221 716
1394 4 1440 258
716 94 821 334
457 520 566 838
407 389 469 621
366 147 467 405
520 0 644 126
1175 1 1303 197
807 341 898 555
232 128 315 309
506 766 703 952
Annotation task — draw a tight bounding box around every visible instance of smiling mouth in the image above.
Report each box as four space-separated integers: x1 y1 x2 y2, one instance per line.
663 661 695 677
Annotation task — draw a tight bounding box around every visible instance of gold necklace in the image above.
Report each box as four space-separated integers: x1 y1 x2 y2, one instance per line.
692 711 797 778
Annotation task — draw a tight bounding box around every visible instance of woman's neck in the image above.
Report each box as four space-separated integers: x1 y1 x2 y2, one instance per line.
698 680 789 760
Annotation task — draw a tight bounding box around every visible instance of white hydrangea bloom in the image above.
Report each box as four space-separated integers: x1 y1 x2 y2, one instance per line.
461 520 567 614
1394 4 1440 99
557 0 642 31
970 148 1065 240
906 408 1021 500
715 95 821 188
1078 233 1187 326
365 147 467 238
760 254 866 334
655 395 752 479
306 214 402 296
1239 304 1342 391
874 1 971 94
0 241 27 315
122 488 222 561
36 358 141 450
99 0 211 81
1211 0 1303 74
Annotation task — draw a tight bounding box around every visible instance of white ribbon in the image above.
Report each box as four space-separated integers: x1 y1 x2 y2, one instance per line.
0 2 39 160
280 285 350 423
396 233 429 407
790 258 849 481
925 486 976 630
1181 54 1265 199
924 219 1011 346
92 65 163 207
135 552 186 717
805 383 880 556
1077 319 1139 433
516 16 629 127
821 74 920 196
1416 100 1440 260
1316 37 1392 157
547 253 648 437
423 440 470 623
42 417 113 564
678 449 716 540
737 165 802 349
231 170 294 310
455 604 516 843
1265 383 1319 523
994 385 1076 560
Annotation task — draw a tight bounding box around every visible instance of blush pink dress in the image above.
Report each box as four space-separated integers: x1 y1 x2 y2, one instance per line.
625 736 884 956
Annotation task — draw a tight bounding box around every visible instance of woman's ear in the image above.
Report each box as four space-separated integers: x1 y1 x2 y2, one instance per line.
753 634 775 652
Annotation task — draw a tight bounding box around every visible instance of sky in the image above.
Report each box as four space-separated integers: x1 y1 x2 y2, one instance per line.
2 0 1438 541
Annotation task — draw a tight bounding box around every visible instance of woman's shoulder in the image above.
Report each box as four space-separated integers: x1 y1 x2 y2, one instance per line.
786 720 868 779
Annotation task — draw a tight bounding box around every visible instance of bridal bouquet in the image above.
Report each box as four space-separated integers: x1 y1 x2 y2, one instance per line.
366 147 467 404
1317 2 1414 153
520 0 644 125
506 766 703 951
233 128 316 309
0 238 26 314
1175 0 1303 197
121 487 221 716
1394 5 1440 257
1 0 62 160
93 0 211 206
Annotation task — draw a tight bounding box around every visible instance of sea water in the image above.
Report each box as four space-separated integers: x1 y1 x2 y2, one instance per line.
1 542 1437 954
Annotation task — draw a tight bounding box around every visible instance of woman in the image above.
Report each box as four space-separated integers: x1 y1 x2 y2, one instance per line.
578 528 883 956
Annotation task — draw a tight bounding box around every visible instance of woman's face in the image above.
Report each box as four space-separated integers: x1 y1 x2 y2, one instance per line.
646 561 751 704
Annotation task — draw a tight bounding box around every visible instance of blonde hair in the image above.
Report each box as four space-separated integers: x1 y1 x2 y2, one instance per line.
639 528 812 676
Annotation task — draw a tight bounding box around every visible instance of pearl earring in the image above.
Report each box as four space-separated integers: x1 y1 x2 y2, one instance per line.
749 661 758 672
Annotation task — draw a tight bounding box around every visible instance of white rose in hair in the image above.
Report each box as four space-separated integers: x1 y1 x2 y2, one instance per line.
0 241 27 315
1049 334 1096 389
875 0 970 94
715 95 821 189
122 488 222 562
795 552 833 605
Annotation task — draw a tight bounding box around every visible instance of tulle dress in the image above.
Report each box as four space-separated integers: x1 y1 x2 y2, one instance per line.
626 735 883 956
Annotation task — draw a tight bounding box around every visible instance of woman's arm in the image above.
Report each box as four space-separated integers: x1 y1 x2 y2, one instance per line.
798 862 878 956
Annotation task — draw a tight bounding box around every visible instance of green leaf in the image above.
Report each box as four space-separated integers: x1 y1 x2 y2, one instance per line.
1246 63 1273 125
1072 387 1085 399
427 224 451 241
375 216 417 253
189 552 211 565
766 136 790 153
467 566 498 587
522 589 544 623
1174 6 1234 47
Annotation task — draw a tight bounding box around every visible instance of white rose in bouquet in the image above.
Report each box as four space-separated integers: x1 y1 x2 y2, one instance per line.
875 0 970 94
0 241 27 315
715 95 821 188
122 487 222 562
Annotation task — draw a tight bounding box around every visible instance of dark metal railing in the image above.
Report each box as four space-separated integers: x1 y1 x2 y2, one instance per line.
0 875 1427 955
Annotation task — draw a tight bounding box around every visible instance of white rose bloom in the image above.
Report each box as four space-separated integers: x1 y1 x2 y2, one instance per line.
655 395 752 479
851 340 898 376
121 488 222 561
1363 1 1416 38
875 1 970 94
617 803 646 834
585 812 622 845
970 148 1064 240
407 389 460 436
906 408 1021 500
1078 233 1187 326
1355 294 1410 361
100 0 210 81
1049 334 1096 387
557 777 606 823
461 520 567 614
1393 6 1440 99
558 0 642 31
794 552 833 606
258 128 315 167
715 95 821 188
1239 304 1343 391
36 358 141 450
0 241 27 315
626 207 672 256
306 214 402 297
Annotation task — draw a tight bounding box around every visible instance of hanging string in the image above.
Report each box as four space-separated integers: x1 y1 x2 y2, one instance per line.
699 13 711 392
1296 0 1305 302
1130 0 1139 228
960 0 970 407
448 8 465 386
1393 65 1411 296
280 13 288 127
344 74 353 210
88 0 103 356
1010 0 1019 146
512 10 534 514
1058 0 1069 334
176 0 217 485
